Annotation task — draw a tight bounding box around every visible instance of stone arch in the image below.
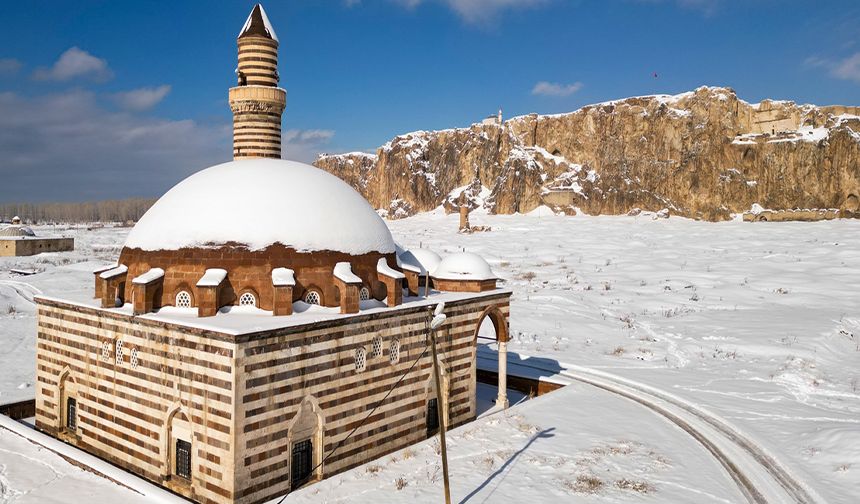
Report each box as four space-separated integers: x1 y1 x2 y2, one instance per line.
472 305 510 411
173 284 195 307
237 287 259 307
474 305 509 343
844 193 859 213
301 284 325 306
162 401 196 485
57 366 78 434
287 395 325 489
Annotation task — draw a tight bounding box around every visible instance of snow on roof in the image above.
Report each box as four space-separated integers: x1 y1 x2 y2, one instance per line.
99 264 128 279
132 268 164 285
377 258 405 280
197 268 227 287
271 267 295 286
124 159 395 255
333 262 362 284
238 4 278 42
0 225 35 237
433 252 496 281
396 246 441 275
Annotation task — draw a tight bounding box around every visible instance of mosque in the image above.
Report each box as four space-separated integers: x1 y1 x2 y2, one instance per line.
34 5 510 504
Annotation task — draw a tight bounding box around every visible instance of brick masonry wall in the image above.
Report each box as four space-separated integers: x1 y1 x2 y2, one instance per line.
35 290 511 504
0 237 74 257
234 292 510 504
35 299 238 504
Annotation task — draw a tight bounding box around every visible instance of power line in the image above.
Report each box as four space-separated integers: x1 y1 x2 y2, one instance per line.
276 319 432 504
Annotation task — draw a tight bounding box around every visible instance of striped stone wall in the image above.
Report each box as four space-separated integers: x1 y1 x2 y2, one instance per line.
34 298 238 504
34 290 510 504
234 292 510 504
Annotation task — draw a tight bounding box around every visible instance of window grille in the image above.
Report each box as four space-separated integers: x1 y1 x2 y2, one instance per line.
359 286 370 301
102 341 111 362
304 290 321 305
175 439 192 480
239 292 257 307
389 338 400 365
130 348 139 369
291 439 313 487
115 340 124 365
175 291 192 308
66 397 77 431
426 398 439 437
371 336 382 358
355 347 366 372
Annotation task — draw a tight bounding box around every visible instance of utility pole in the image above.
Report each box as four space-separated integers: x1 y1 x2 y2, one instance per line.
429 303 451 504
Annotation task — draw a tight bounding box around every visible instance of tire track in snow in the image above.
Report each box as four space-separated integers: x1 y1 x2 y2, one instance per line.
500 358 823 504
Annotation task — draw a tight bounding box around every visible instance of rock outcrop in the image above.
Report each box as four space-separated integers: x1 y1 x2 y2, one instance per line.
315 87 860 220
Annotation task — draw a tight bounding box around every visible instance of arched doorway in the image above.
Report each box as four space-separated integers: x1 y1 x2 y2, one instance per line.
57 368 78 436
163 403 195 487
287 396 324 490
424 358 450 438
474 306 509 413
844 193 859 213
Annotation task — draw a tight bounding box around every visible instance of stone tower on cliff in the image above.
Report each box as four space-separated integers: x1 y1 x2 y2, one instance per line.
229 4 286 159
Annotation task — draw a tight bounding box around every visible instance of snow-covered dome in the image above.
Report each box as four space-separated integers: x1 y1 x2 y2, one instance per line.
125 159 396 254
0 225 35 237
396 246 441 275
433 252 496 281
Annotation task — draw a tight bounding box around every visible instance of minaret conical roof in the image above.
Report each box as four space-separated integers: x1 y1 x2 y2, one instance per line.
238 4 279 42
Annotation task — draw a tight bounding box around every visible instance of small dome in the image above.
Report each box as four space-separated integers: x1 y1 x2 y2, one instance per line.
433 252 495 281
0 225 35 237
397 246 441 275
124 159 395 254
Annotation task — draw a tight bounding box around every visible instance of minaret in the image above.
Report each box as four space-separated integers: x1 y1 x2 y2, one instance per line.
229 4 286 160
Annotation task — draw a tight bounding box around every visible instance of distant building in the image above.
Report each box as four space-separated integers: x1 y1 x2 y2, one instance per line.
481 108 503 126
0 221 74 257
34 5 511 504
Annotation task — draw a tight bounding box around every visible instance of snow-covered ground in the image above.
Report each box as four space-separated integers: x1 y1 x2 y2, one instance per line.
1 214 858 503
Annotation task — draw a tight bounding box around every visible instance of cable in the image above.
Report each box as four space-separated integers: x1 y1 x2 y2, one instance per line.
275 318 433 504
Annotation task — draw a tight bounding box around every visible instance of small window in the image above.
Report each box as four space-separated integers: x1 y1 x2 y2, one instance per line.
115 340 124 365
176 439 192 480
239 292 257 307
304 290 321 305
426 398 439 437
371 336 382 358
291 439 313 487
355 347 367 372
175 291 192 308
130 348 139 369
66 397 77 431
389 339 400 365
101 341 112 362
359 286 370 301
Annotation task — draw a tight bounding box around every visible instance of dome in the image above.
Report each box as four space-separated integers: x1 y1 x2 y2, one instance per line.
396 246 441 275
124 159 395 254
0 225 35 237
433 252 496 281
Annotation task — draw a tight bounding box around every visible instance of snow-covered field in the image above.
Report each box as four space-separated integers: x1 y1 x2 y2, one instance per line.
1 214 858 503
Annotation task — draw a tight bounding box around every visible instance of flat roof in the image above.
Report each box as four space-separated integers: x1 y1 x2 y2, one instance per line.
35 288 511 338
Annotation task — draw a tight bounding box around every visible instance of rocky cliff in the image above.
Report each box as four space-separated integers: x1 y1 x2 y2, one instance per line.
315 87 860 220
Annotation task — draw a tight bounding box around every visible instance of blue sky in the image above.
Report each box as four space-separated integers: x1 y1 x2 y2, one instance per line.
1 0 859 201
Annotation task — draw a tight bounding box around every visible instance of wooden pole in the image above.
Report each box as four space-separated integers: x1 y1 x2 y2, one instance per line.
430 324 452 504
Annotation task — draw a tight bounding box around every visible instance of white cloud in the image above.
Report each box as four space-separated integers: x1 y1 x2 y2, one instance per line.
531 81 584 97
833 52 860 83
32 47 112 82
0 90 334 201
805 52 860 84
112 85 172 111
387 0 546 24
0 58 22 75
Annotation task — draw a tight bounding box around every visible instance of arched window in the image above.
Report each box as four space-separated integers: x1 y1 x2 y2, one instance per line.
389 338 400 365
371 336 383 358
130 348 139 369
304 290 321 306
355 347 367 372
115 340 124 365
359 286 370 301
175 291 192 308
101 341 112 362
239 292 257 307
